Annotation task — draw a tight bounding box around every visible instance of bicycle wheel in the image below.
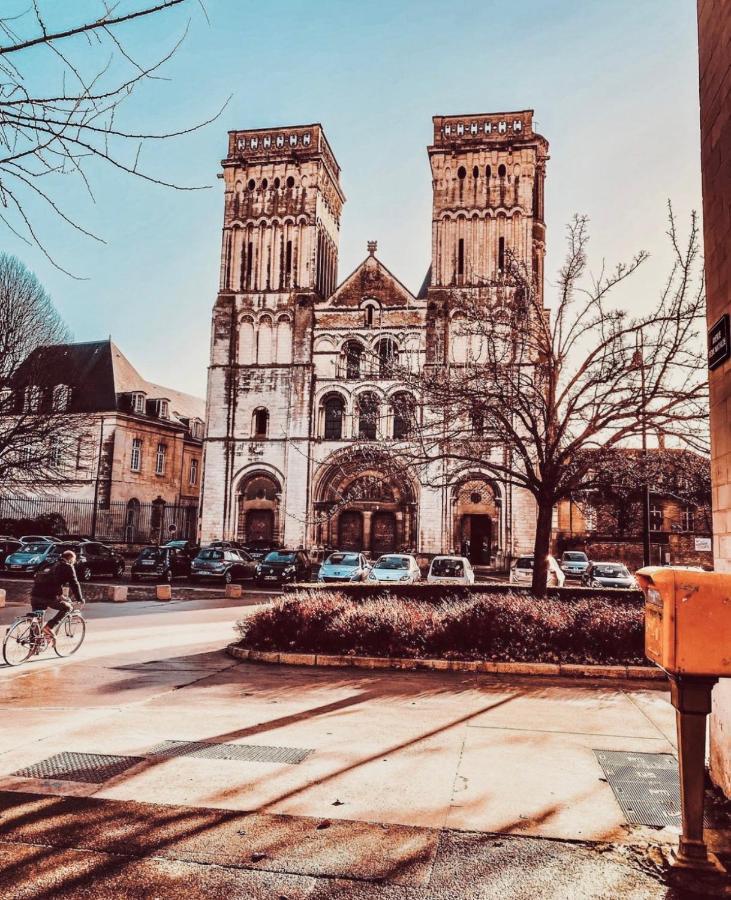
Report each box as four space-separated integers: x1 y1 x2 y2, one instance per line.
54 614 86 657
3 618 36 666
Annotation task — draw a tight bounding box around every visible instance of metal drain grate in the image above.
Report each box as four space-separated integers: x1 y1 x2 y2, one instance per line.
146 740 313 765
11 752 145 784
594 750 710 828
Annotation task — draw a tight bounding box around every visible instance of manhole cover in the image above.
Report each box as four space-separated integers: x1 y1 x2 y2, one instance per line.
146 740 313 765
12 752 144 784
594 750 710 828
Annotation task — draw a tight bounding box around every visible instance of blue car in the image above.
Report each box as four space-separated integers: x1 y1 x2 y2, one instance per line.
2 542 56 575
318 551 371 583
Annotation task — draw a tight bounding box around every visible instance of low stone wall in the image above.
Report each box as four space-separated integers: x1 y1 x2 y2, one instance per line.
284 581 644 605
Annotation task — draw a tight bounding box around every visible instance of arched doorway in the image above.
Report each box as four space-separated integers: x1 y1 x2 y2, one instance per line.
125 498 140 544
313 451 417 555
236 472 282 545
452 477 500 566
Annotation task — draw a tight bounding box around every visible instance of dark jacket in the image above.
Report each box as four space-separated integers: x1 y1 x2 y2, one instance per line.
31 560 83 602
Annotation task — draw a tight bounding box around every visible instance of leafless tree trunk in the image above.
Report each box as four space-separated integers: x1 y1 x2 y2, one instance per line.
389 206 708 596
0 1 222 275
0 253 88 493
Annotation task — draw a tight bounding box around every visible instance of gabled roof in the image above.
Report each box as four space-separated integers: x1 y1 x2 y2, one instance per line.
13 340 205 425
324 252 420 309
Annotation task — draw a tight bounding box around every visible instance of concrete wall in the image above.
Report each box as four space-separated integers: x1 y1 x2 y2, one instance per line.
697 0 731 799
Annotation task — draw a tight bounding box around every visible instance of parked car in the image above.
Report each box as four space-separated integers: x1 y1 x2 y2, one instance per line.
318 551 371 583
190 547 257 583
426 555 475 585
207 539 249 553
581 562 636 589
41 541 126 581
560 550 590 579
509 555 566 587
367 554 422 584
243 540 278 562
255 549 311 585
131 546 191 582
0 539 23 566
161 540 200 567
19 534 60 545
2 541 58 575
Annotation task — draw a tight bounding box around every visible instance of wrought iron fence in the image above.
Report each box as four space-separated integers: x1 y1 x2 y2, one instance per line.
0 496 199 545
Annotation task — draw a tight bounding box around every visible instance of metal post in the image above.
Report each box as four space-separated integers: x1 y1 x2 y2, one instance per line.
668 674 725 873
635 334 651 567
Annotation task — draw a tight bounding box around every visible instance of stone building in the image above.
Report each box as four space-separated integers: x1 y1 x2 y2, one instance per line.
201 112 549 566
5 340 205 543
697 0 731 799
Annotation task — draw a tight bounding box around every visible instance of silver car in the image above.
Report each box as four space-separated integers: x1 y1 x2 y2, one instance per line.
367 554 421 584
582 562 636 589
318 551 371 583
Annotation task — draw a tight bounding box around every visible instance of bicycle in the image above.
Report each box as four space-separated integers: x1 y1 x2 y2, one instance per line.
2 604 86 667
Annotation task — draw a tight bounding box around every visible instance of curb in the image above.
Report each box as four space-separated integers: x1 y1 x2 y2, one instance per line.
225 644 666 681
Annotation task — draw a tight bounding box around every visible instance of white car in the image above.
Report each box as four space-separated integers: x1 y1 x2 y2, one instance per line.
509 555 565 587
367 553 421 584
427 555 475 585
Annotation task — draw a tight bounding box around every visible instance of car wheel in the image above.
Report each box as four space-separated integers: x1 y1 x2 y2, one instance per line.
224 570 233 585
115 562 125 578
161 570 172 584
80 566 92 582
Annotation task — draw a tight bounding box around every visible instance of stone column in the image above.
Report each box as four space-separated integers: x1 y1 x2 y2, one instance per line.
362 510 373 552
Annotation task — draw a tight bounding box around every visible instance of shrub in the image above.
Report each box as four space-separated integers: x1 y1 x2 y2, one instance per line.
236 589 647 666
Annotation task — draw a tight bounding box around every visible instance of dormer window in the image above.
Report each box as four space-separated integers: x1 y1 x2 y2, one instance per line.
131 392 146 414
157 399 169 419
52 384 71 412
190 418 204 440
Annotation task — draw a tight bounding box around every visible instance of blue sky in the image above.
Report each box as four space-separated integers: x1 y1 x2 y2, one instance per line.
5 0 701 396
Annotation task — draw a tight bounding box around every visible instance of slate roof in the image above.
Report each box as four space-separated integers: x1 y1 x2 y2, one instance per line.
13 340 205 427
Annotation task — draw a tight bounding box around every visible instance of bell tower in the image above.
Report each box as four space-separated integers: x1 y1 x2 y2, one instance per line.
428 110 548 298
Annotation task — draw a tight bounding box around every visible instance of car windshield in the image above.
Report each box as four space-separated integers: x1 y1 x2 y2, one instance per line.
23 543 49 554
198 549 223 561
326 553 359 566
139 548 161 560
375 556 409 570
594 565 629 578
563 552 587 562
515 557 534 569
265 551 296 563
431 558 464 577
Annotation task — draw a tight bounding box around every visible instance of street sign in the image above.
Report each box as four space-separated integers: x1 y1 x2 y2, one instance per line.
708 314 730 370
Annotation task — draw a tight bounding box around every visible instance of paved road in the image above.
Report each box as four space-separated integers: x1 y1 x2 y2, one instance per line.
0 595 725 898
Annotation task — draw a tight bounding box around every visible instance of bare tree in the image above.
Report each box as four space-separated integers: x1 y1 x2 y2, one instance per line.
0 253 87 493
391 207 708 595
0 1 221 274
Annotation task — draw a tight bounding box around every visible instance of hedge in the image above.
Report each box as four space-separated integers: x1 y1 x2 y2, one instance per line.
236 588 648 666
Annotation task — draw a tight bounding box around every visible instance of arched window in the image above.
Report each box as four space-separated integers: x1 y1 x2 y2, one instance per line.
239 316 255 364
323 394 345 440
253 408 269 438
377 338 398 377
275 315 292 364
286 175 295 189
344 341 363 379
391 392 415 440
357 392 380 440
363 302 379 327
457 165 466 180
472 165 479 179
498 163 507 178
257 316 273 364
486 164 492 179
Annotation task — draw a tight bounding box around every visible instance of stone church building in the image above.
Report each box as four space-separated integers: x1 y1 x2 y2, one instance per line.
201 111 549 567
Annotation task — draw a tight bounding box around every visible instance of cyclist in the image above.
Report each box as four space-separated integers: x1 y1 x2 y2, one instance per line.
30 549 84 644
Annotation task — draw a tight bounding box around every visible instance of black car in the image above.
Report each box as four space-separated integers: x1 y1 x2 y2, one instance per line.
255 550 311 586
244 540 278 562
190 547 257 584
131 546 190 582
0 539 22 566
161 540 200 565
41 541 126 581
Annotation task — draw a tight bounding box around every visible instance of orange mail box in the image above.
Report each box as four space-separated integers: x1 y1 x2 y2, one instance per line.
636 567 731 677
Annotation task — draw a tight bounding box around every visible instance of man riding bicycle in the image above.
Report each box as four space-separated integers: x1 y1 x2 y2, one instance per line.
30 549 84 644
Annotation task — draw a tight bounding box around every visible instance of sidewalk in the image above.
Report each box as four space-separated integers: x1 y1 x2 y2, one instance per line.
0 599 727 897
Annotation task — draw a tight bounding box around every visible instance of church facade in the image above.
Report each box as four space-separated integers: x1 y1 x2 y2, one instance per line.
200 111 549 567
